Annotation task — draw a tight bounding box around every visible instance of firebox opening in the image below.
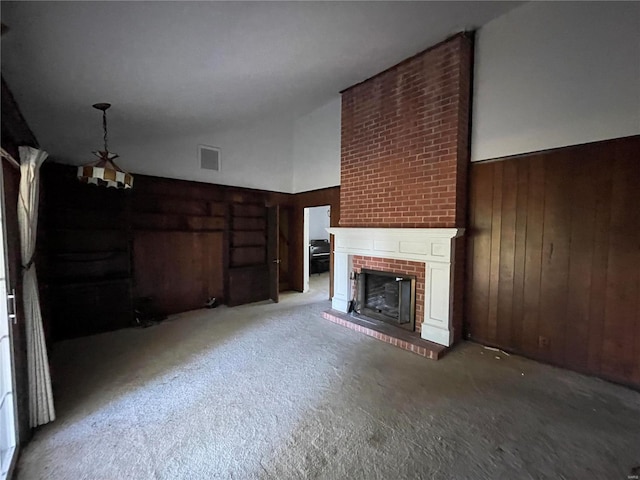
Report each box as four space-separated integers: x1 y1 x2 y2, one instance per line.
357 268 416 332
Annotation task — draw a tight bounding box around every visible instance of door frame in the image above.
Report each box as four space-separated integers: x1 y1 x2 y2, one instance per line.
303 205 331 295
267 205 279 303
0 159 19 480
302 208 310 293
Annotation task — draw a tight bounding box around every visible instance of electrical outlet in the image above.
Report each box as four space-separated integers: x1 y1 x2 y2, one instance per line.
538 336 549 349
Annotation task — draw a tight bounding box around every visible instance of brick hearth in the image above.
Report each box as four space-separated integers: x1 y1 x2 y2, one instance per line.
321 310 447 360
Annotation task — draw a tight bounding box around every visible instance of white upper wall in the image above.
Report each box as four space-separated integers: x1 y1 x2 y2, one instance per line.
117 114 295 193
117 96 341 193
292 97 341 193
308 205 331 240
472 1 640 161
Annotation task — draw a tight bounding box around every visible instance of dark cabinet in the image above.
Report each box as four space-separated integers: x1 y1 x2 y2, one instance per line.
39 165 134 341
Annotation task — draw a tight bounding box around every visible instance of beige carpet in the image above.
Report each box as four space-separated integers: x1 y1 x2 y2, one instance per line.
16 275 640 479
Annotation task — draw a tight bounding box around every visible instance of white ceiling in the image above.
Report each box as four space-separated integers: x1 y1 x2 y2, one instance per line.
1 1 521 164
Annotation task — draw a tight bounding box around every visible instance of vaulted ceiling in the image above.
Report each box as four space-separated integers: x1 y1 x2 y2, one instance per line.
1 1 521 165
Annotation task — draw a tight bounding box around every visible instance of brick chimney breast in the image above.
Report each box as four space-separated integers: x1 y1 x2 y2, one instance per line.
340 33 472 229
332 33 473 346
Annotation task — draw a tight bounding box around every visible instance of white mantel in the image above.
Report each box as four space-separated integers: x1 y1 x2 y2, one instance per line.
327 227 464 347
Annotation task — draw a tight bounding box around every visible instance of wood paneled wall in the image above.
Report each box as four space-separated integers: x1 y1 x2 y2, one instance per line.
40 163 340 339
466 136 640 387
133 231 224 314
40 166 268 337
40 172 133 340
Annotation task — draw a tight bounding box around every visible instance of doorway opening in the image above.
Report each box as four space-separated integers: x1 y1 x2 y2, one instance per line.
303 205 330 300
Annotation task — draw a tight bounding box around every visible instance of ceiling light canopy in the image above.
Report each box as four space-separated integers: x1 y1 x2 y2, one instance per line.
77 103 133 189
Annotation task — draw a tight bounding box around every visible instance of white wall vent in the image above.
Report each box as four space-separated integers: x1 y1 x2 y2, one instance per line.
199 145 221 171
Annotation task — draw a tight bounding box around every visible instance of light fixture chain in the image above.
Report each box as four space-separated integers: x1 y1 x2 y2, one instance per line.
80 102 132 188
103 109 108 153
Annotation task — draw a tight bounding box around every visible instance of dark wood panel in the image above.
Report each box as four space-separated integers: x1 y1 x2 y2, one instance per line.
43 250 130 282
496 161 517 346
232 231 266 247
133 231 224 315
41 164 130 211
279 206 292 291
44 206 128 230
226 189 269 205
510 161 529 351
586 148 613 377
232 203 265 217
132 213 180 231
209 202 226 217
44 229 129 253
601 142 640 383
233 217 266 231
521 156 545 356
564 154 598 372
466 135 640 388
133 212 224 231
230 246 265 267
133 195 210 216
228 201 268 303
38 163 334 340
39 163 134 341
227 266 270 306
538 149 572 364
466 164 493 342
185 216 225 231
47 280 133 340
486 162 503 342
132 175 225 202
267 206 279 302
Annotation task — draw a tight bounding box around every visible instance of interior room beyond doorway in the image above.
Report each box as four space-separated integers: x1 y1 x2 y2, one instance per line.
303 205 330 298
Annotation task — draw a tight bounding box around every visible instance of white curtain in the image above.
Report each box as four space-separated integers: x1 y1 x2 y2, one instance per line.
17 146 55 427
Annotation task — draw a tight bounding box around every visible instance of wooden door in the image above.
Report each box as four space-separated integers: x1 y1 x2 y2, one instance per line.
278 207 291 292
267 206 279 303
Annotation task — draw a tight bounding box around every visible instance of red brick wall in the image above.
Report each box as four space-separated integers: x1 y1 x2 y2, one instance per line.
340 33 473 228
352 256 425 333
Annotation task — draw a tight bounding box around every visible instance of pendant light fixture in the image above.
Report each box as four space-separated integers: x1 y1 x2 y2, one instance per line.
77 103 133 189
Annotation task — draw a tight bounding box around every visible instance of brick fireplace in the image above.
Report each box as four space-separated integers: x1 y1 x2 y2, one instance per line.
353 257 425 333
328 32 472 348
328 228 463 346
355 260 420 332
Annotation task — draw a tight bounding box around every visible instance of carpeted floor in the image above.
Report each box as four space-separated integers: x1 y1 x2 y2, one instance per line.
16 274 640 479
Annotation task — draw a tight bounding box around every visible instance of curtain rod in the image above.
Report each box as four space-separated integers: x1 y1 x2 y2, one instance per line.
0 147 20 169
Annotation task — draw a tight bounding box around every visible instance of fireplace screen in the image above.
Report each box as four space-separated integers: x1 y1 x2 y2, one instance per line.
357 269 416 331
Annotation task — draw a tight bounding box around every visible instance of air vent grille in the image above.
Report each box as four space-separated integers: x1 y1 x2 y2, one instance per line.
199 145 220 171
